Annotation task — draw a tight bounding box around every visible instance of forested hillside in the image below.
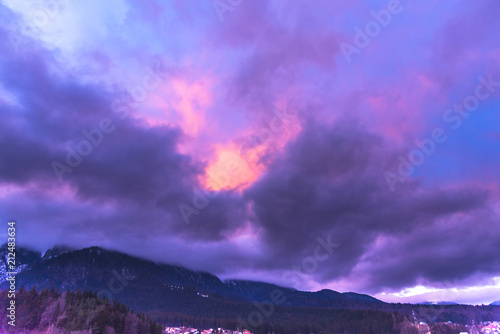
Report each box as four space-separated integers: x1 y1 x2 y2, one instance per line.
0 287 163 334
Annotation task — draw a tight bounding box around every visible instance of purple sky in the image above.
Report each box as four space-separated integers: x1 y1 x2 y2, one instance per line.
1 0 500 305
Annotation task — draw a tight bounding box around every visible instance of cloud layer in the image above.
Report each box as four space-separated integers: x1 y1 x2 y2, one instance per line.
1 0 500 304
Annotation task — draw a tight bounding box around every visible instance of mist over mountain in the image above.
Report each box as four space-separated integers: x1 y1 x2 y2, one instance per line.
0 244 383 312
419 302 459 306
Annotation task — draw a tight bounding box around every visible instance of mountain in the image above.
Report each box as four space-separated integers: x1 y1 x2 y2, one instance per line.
0 244 383 315
222 279 383 309
41 245 74 260
492 301 500 306
0 244 41 284
419 301 459 306
1 244 500 333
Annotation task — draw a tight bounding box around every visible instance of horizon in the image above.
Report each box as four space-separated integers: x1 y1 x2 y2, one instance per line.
1 0 500 313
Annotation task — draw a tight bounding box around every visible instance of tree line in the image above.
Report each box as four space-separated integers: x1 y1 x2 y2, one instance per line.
0 287 164 334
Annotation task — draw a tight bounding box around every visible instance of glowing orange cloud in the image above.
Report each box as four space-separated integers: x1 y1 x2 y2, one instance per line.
203 100 302 191
204 145 263 191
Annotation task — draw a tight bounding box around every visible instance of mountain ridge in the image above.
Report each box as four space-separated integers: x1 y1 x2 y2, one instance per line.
2 244 500 331
0 243 382 303
0 244 385 314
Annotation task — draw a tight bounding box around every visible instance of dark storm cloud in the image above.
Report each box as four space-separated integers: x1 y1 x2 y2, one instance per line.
358 208 500 293
172 189 249 240
244 117 493 289
0 28 247 243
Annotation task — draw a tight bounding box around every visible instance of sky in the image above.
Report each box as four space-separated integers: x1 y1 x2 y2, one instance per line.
0 0 500 305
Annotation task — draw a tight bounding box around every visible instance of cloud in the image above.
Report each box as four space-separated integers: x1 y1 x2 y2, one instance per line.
1 0 500 304
244 118 493 290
